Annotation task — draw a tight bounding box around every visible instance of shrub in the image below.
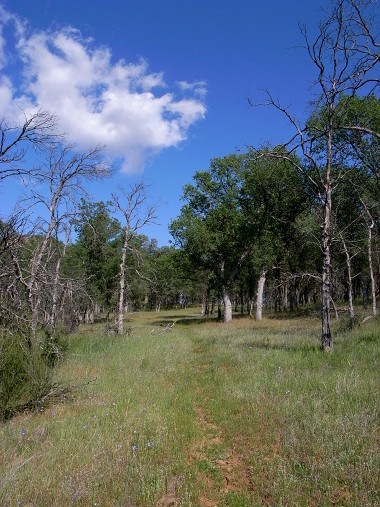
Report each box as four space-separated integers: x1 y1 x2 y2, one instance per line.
0 332 59 421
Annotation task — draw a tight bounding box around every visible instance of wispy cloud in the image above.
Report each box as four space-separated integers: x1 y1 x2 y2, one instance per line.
177 80 207 98
0 10 207 173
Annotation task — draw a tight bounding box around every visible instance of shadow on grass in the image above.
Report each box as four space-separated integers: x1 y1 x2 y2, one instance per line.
151 313 199 320
265 308 321 320
151 315 220 326
238 340 321 353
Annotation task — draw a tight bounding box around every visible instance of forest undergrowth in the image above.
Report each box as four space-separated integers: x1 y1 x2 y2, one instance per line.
1 308 379 506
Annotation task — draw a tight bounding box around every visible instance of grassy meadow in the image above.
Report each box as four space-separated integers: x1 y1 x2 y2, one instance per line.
1 309 379 506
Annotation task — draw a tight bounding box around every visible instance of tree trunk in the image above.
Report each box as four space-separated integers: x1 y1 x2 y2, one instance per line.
256 269 266 321
51 230 69 334
118 227 129 335
359 271 368 310
217 299 222 320
341 235 354 320
321 122 333 351
223 290 232 323
360 199 377 316
283 283 288 310
51 256 62 334
368 222 377 316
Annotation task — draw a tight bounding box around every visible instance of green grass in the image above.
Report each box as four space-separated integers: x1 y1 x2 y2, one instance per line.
1 309 379 506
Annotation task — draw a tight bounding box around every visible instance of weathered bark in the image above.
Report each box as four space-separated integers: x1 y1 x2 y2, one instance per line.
341 235 354 320
368 221 377 316
201 293 206 315
248 298 254 317
321 214 332 349
223 290 232 323
51 256 62 334
360 199 377 316
118 227 129 335
256 269 266 321
321 115 333 351
51 228 70 334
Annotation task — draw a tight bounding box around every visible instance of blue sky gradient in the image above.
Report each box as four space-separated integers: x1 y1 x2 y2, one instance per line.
1 1 331 245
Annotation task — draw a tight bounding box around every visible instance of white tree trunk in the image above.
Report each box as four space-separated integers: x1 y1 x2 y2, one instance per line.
256 270 266 321
321 125 333 351
118 228 129 335
283 283 288 310
223 291 232 323
368 222 377 316
360 199 377 317
341 235 354 319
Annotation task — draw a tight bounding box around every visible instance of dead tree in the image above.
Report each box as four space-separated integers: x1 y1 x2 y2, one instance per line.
0 110 59 182
112 182 158 335
251 0 379 350
9 143 111 337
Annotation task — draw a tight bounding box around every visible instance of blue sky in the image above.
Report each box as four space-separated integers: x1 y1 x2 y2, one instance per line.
0 0 329 245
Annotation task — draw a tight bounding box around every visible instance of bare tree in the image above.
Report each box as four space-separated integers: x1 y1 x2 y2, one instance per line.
0 110 59 182
50 224 71 334
112 182 158 335
251 0 379 349
359 198 377 316
8 142 112 337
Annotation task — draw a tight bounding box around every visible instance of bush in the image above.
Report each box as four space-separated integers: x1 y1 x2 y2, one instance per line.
0 332 57 421
41 330 68 367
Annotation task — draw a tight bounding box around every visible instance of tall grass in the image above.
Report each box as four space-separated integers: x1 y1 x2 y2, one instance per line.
1 310 378 506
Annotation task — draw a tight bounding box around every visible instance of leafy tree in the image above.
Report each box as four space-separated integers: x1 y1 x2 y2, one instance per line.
171 154 247 322
72 200 121 314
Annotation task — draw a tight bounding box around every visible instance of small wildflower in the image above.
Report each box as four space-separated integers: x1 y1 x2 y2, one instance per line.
285 390 290 395
40 407 44 412
83 424 88 430
100 473 104 479
132 444 138 452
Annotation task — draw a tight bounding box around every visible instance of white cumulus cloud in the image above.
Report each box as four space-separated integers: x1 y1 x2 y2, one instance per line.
0 11 207 173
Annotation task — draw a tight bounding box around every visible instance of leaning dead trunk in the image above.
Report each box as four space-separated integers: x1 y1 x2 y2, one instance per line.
256 269 266 321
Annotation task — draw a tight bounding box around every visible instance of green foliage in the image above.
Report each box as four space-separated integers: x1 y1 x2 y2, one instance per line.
68 199 122 308
41 330 68 367
0 333 53 421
